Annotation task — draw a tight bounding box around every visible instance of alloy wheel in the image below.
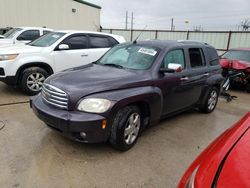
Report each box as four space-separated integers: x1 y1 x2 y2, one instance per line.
26 73 45 92
208 90 218 111
124 113 141 145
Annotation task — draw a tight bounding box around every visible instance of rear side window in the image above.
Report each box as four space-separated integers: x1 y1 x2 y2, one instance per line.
62 35 88 50
17 30 40 41
89 36 110 48
189 48 205 68
206 47 219 66
108 37 119 47
162 49 185 69
43 30 51 35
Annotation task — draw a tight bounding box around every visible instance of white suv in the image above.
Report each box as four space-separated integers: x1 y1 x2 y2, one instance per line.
0 27 53 46
0 31 125 95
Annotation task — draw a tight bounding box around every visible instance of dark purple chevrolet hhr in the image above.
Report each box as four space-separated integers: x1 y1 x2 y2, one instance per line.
31 40 223 151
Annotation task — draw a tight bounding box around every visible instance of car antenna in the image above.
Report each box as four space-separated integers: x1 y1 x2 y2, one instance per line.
133 25 147 44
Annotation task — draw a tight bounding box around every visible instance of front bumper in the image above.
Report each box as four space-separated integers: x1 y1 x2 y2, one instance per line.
0 59 18 85
0 75 18 85
31 95 110 143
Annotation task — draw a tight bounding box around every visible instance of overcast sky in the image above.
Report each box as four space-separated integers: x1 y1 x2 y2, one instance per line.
87 0 250 31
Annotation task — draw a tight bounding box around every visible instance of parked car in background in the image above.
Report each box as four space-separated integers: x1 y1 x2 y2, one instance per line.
31 40 223 151
0 27 52 46
220 48 250 92
178 112 250 188
0 27 12 38
0 31 125 94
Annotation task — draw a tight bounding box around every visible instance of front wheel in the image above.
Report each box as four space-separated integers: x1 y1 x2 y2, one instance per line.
199 87 219 113
109 106 142 151
20 67 49 95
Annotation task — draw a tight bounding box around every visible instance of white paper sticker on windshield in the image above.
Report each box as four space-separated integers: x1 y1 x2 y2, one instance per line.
138 48 157 56
52 34 60 38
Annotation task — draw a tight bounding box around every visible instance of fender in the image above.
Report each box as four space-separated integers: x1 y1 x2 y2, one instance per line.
87 86 163 127
197 73 224 106
15 62 54 84
206 74 224 87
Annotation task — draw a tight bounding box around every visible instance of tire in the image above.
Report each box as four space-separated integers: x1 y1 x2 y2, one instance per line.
109 106 142 151
246 83 250 93
19 67 49 95
199 87 219 113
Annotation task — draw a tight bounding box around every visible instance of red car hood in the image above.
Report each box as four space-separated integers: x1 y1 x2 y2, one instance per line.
217 126 250 187
178 112 250 188
220 58 250 71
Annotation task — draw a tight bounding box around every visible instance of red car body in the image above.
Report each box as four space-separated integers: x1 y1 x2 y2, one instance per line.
220 48 250 71
220 48 250 92
178 112 250 188
220 59 250 72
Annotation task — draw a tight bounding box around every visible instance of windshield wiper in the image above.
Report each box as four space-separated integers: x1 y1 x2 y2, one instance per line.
103 63 125 69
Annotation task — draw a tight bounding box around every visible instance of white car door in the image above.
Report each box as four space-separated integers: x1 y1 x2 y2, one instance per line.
53 34 90 72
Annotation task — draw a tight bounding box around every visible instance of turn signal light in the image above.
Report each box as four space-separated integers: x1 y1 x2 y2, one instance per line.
102 120 107 129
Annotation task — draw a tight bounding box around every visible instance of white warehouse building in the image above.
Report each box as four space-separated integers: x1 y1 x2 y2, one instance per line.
0 0 101 31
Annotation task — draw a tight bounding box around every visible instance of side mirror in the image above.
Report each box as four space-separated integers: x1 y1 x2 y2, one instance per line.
160 68 175 73
16 36 25 41
168 63 183 72
58 44 69 50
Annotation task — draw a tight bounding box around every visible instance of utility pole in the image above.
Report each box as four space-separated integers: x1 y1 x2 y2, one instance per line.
171 18 174 31
130 12 134 41
131 12 134 30
125 11 128 30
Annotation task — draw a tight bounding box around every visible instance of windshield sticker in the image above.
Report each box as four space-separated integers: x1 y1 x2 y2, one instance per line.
52 34 60 39
138 48 157 56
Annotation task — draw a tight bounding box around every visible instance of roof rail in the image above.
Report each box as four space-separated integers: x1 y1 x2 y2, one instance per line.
177 40 208 45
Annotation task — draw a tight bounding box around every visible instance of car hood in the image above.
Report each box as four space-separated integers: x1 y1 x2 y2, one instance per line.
0 38 14 45
178 112 250 188
0 44 43 54
220 58 250 70
45 64 152 107
216 124 250 187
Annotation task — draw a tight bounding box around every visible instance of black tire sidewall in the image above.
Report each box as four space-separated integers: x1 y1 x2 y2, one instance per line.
109 106 141 151
20 67 49 95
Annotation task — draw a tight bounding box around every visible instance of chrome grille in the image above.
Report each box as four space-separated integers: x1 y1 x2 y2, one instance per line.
41 83 68 110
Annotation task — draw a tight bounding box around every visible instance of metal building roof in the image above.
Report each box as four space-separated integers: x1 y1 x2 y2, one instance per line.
73 0 101 9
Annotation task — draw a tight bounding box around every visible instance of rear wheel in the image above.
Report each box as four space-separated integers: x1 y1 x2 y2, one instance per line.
199 87 219 113
109 106 142 151
20 67 49 95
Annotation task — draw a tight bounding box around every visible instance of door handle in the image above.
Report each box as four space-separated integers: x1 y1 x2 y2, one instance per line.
203 73 210 77
180 76 189 81
81 54 88 57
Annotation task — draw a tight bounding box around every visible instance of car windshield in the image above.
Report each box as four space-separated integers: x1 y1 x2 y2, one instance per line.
222 50 250 62
3 28 22 39
28 32 66 47
98 44 160 70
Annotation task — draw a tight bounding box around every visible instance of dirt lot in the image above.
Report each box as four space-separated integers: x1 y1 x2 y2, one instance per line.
0 82 249 188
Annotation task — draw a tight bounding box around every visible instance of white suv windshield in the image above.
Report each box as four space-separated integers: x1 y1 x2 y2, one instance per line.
3 28 22 39
29 32 66 47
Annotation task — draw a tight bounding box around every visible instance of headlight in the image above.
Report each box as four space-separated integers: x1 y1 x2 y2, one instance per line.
77 98 112 113
0 54 19 61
